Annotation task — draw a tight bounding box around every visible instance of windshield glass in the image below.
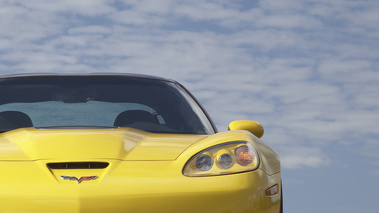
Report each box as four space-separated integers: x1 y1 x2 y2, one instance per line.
0 75 215 134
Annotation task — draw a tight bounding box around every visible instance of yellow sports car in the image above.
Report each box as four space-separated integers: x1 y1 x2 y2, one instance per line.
0 74 281 213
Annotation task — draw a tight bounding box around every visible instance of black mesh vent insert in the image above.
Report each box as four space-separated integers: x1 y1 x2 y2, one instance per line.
47 162 109 169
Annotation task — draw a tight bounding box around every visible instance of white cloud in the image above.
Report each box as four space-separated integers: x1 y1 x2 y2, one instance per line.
370 170 379 176
173 1 239 19
359 139 379 158
110 10 167 26
257 14 322 29
16 0 114 16
318 59 374 82
259 0 304 11
68 26 112 35
279 146 330 169
226 30 305 51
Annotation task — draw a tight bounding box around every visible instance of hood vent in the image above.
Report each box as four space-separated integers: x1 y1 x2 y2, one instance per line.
47 162 109 169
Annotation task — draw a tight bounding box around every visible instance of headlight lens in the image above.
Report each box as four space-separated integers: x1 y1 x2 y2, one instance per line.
183 142 259 177
196 154 213 171
218 153 233 169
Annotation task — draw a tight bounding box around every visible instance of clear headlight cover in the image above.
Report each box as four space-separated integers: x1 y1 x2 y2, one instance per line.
183 142 259 177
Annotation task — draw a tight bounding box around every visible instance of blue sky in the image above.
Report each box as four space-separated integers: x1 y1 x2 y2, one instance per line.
1 0 379 212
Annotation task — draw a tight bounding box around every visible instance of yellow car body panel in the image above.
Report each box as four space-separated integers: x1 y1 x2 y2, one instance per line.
0 74 281 213
0 128 207 161
0 128 281 213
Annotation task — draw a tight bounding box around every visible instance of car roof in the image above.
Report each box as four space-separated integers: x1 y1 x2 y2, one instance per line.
0 73 177 83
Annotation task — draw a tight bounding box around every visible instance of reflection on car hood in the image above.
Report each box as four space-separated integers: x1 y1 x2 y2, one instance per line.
0 128 208 161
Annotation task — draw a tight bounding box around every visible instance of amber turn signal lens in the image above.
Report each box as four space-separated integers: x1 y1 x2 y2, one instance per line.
265 184 279 196
235 145 255 166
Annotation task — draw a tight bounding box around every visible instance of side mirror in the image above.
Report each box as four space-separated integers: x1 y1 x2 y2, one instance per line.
228 120 264 138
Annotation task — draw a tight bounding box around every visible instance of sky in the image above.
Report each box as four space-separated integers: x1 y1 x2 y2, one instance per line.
1 0 379 212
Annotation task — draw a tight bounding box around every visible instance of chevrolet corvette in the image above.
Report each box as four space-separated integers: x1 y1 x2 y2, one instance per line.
0 73 281 213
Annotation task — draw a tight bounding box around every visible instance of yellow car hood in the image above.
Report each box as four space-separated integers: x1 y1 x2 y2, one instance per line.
0 128 208 161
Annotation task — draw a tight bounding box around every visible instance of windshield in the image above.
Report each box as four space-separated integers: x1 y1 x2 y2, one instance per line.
0 75 215 134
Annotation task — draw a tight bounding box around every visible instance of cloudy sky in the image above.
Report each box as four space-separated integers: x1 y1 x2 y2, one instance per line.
1 0 379 212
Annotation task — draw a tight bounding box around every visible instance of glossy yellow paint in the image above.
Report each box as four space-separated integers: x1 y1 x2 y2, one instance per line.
0 127 281 213
0 128 207 161
228 120 265 138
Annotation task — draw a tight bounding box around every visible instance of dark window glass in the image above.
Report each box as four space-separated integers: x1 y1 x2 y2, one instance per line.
0 76 215 134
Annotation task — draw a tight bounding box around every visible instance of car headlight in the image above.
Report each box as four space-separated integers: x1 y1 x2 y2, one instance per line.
183 142 259 177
